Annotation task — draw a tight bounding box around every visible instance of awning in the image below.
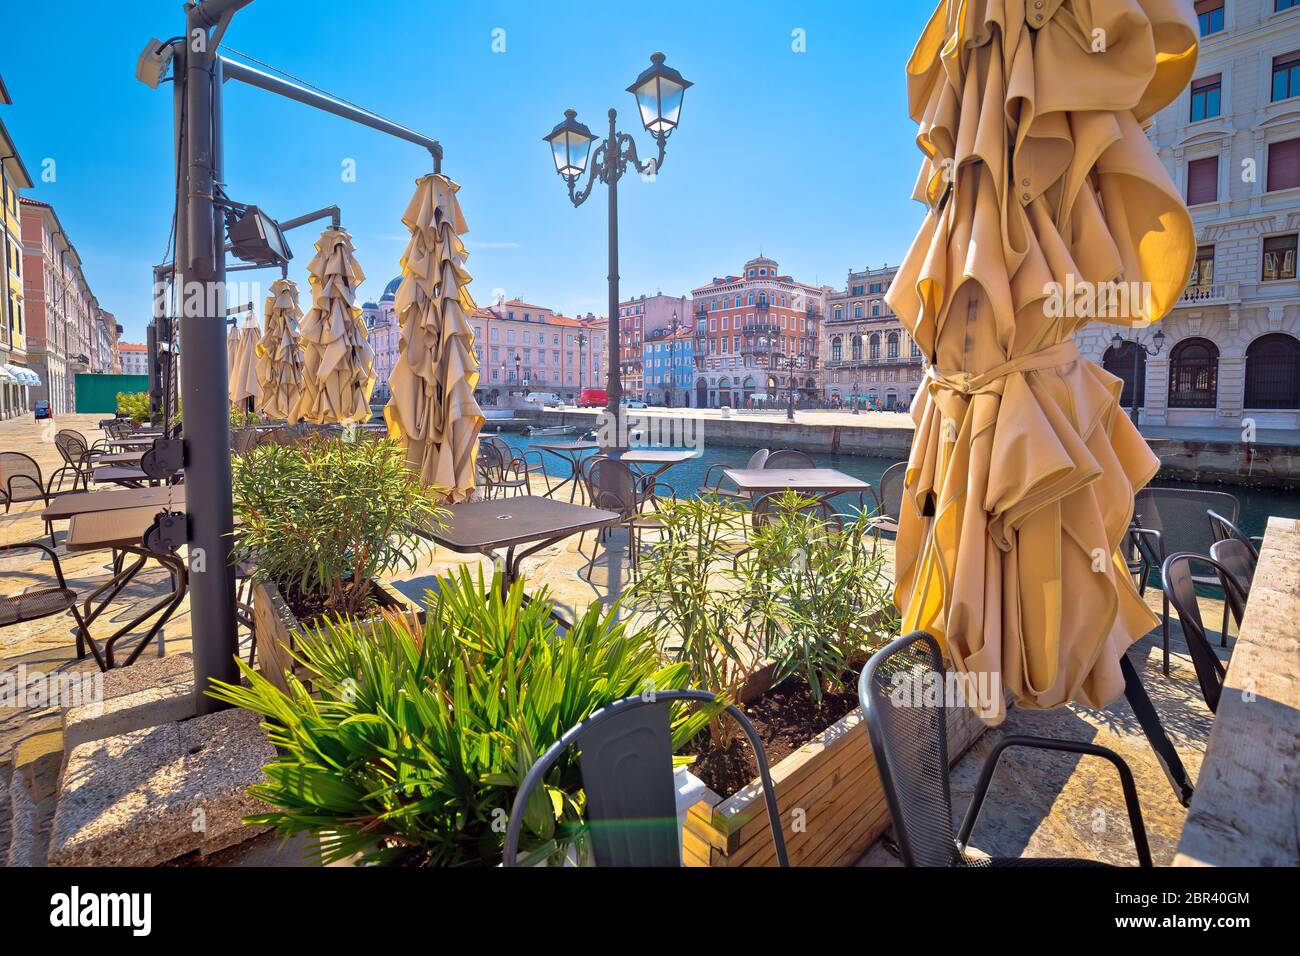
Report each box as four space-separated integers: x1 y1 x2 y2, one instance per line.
3 364 41 386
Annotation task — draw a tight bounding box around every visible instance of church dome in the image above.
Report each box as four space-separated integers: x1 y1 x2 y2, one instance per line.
380 276 402 301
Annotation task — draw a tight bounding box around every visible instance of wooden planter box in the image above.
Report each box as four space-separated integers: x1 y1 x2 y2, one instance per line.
682 701 986 867
252 577 421 695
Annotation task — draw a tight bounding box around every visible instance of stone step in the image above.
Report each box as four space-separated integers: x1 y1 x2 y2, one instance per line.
49 706 275 867
5 730 63 867
0 761 10 862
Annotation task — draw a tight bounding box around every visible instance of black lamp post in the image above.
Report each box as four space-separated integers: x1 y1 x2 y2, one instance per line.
1110 328 1165 427
544 52 692 443
780 353 804 423
577 331 587 400
851 381 860 415
667 309 683 408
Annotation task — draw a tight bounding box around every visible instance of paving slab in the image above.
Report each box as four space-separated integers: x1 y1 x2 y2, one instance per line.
49 707 274 867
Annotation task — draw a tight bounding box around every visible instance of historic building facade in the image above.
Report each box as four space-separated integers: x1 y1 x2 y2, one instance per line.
689 256 825 409
20 197 101 416
819 264 925 410
642 325 693 406
118 342 149 376
616 293 691 402
1075 1 1300 431
1 75 36 419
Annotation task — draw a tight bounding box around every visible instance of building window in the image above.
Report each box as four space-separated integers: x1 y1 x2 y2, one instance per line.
1186 156 1219 204
1263 234 1298 280
834 307 843 320
1190 74 1221 121
1267 137 1300 191
831 337 842 363
1272 50 1300 102
887 332 899 359
851 336 862 361
1168 337 1220 408
1103 340 1147 408
1278 0 1300 11
1191 245 1215 285
869 334 881 362
1245 333 1300 408
851 285 863 296
1197 0 1224 35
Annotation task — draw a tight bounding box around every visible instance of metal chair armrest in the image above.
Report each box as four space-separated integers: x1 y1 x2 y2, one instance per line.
958 734 1152 867
0 540 69 589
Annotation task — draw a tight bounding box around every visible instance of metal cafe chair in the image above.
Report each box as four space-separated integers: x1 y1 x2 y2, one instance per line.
0 452 61 546
485 435 551 497
700 447 769 500
1161 553 1244 714
763 448 817 470
1129 487 1241 671
51 429 105 492
502 689 788 867
859 632 1152 867
1 541 95 665
868 461 907 537
577 456 674 579
1209 537 1254 630
476 442 529 499
1207 508 1261 562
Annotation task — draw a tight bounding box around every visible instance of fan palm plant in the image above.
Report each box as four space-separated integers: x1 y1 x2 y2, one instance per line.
209 567 713 866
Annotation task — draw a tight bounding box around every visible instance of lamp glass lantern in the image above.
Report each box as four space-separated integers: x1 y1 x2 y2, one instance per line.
627 53 692 136
544 110 596 179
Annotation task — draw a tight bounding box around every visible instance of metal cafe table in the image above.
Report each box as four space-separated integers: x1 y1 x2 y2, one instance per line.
42 495 188 669
533 440 601 502
721 467 872 510
609 448 697 486
422 496 619 590
93 466 183 488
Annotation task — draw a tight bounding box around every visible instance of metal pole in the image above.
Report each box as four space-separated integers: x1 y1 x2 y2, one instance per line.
182 7 239 714
605 109 622 443
1130 339 1142 427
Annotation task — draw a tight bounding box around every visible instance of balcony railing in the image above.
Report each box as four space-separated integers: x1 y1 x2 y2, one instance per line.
1177 281 1237 306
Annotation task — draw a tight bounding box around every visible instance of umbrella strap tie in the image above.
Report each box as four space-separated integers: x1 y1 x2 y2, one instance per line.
927 340 1081 395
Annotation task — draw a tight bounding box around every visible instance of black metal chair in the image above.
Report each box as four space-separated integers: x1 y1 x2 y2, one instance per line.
763 448 816 470
485 435 551 497
475 442 529 499
502 689 788 867
0 452 62 547
1207 509 1261 562
52 429 104 492
1130 487 1241 670
868 461 906 536
1209 537 1254 630
577 456 673 579
1160 553 1241 714
859 632 1152 867
701 448 769 501
1 541 94 663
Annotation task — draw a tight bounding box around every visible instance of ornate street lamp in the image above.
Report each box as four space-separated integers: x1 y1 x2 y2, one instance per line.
544 52 692 441
1110 328 1165 427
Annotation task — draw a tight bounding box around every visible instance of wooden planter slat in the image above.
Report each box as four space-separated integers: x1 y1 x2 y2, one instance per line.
684 700 986 867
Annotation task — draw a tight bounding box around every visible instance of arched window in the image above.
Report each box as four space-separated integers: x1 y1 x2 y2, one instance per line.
1102 340 1147 408
887 332 900 359
1167 337 1219 409
869 333 881 362
1244 333 1300 408
851 335 863 361
830 336 843 363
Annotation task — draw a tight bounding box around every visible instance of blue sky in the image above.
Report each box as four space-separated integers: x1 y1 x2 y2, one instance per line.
2 0 934 342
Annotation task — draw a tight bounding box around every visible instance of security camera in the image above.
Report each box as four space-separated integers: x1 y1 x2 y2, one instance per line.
135 38 176 90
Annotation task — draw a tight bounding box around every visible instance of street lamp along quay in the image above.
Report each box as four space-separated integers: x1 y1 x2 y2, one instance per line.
544 52 692 445
1111 328 1165 427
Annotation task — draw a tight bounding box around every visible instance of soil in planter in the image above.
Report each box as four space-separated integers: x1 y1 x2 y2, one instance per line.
278 579 387 629
684 676 859 797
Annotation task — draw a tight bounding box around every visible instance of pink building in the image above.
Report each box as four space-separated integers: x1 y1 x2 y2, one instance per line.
360 277 403 403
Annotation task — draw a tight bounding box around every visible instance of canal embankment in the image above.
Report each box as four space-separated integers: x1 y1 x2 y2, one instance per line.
540 408 1300 490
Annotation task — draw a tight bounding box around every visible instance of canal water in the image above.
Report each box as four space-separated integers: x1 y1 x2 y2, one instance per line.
489 430 1300 541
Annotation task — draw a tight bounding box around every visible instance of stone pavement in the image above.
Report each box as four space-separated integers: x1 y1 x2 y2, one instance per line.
0 413 1229 866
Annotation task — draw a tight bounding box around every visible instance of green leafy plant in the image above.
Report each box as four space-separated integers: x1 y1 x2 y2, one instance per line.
737 491 897 706
230 404 263 429
629 491 897 714
208 567 712 866
115 391 150 423
231 436 444 619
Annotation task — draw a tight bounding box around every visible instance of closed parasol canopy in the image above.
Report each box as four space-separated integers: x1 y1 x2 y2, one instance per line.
293 227 376 425
256 277 306 421
227 312 262 407
385 174 484 500
887 0 1198 722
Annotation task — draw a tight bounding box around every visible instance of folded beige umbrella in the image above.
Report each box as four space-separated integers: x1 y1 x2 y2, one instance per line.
256 278 306 421
385 173 484 500
888 0 1198 722
227 313 262 408
293 227 376 425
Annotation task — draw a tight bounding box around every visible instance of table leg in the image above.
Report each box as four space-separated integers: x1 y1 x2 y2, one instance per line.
79 546 189 669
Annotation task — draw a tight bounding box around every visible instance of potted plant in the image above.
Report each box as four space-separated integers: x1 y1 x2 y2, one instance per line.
232 434 445 693
628 492 988 867
208 568 711 866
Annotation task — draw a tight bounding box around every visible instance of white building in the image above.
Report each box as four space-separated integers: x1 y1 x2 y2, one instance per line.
1075 0 1300 431
118 342 149 376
